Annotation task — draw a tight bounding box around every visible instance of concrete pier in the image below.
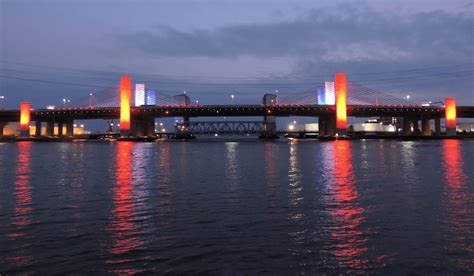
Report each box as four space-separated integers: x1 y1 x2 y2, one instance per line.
260 94 278 139
66 121 74 137
131 116 155 137
35 121 42 137
318 116 326 136
0 122 5 138
434 118 441 136
58 122 64 137
46 121 54 137
421 118 432 136
403 118 412 136
325 116 336 136
413 119 420 135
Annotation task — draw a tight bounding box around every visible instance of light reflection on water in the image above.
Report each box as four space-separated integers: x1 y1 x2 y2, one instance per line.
6 142 34 270
106 142 144 274
327 141 369 271
441 140 473 272
0 140 473 274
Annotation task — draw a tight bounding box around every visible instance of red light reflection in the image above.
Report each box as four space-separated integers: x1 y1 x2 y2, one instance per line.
329 141 369 270
107 142 144 272
7 142 34 269
441 140 473 271
9 142 33 235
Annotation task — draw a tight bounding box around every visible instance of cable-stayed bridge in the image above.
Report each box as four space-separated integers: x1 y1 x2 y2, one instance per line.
0 73 473 139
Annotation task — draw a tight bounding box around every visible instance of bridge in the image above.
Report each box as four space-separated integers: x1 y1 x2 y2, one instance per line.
1 73 473 139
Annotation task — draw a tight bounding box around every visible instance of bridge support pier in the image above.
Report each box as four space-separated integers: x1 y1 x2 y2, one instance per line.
131 116 155 137
434 118 441 136
0 122 5 138
57 122 64 137
259 94 278 139
402 118 411 136
318 116 326 136
66 121 74 137
412 119 420 135
421 118 432 136
35 121 42 137
318 115 336 137
46 121 54 137
325 116 336 137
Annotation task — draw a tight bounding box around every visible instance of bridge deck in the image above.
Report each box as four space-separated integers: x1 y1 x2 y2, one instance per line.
1 104 473 122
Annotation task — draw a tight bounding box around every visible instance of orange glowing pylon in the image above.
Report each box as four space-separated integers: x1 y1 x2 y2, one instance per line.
20 102 31 136
445 98 457 135
120 76 132 135
335 73 347 133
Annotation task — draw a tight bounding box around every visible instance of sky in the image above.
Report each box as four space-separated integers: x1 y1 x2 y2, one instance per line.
0 0 473 111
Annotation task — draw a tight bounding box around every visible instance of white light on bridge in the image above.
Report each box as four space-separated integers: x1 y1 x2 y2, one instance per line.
325 81 335 105
288 124 295 131
135 84 145 106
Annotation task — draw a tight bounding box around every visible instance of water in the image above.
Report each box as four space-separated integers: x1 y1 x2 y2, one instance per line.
0 139 473 274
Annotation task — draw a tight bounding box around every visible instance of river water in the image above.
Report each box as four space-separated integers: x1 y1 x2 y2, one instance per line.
0 139 473 274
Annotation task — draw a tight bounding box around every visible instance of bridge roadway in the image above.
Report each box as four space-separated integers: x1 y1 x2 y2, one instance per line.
1 104 474 122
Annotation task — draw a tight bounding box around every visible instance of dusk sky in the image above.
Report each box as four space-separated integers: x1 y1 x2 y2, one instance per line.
0 0 473 108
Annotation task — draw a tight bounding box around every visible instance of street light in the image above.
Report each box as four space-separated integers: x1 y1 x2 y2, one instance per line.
0 96 4 109
231 94 235 99
63 98 66 107
89 93 93 107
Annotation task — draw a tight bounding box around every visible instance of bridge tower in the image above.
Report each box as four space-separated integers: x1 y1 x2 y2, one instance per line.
119 76 132 137
260 94 278 139
445 98 457 136
20 102 31 138
335 73 347 136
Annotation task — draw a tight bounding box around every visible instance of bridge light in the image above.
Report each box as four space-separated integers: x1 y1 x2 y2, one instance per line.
335 73 347 134
445 98 457 135
288 124 295 131
20 102 31 137
120 76 132 136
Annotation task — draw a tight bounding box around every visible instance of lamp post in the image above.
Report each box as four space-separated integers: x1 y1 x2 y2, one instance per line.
89 93 93 107
0 96 4 109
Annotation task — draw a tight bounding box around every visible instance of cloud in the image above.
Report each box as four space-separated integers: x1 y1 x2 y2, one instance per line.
115 2 473 103
118 2 472 64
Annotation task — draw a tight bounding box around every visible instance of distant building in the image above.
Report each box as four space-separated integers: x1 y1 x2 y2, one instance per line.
2 123 87 136
352 118 396 133
458 123 474 132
